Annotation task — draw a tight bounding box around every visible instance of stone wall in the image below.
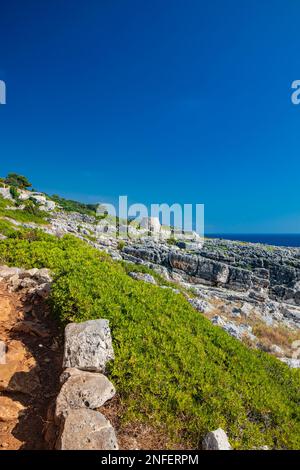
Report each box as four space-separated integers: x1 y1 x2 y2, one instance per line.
46 319 118 450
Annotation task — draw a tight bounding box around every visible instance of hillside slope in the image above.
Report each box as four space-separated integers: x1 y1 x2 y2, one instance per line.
0 232 299 449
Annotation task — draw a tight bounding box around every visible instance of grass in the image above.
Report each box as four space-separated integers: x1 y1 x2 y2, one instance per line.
0 231 299 449
0 218 18 237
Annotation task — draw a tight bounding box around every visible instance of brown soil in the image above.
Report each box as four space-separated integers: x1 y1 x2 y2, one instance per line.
101 396 189 450
0 282 63 450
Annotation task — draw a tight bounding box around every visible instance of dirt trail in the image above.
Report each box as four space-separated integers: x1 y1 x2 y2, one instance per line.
0 282 63 450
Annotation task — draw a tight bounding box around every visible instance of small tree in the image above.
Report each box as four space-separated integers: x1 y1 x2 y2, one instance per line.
5 173 32 190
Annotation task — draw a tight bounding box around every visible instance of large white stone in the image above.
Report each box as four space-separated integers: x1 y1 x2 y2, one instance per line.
56 409 118 450
63 319 114 372
202 428 232 450
55 368 115 422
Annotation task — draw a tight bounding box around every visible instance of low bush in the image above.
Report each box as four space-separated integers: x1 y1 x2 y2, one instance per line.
9 186 20 200
0 219 18 237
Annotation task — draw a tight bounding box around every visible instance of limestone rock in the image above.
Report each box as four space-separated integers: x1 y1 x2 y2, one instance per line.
197 258 230 285
128 272 157 285
55 368 115 422
63 319 114 372
202 428 232 450
280 358 300 368
187 297 213 314
56 409 118 450
169 252 199 276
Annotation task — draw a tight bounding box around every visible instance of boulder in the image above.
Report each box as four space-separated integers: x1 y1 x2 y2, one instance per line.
187 297 213 314
280 358 300 368
202 428 232 450
140 217 161 234
55 368 115 423
128 272 157 285
63 319 114 372
0 266 23 280
55 408 118 450
169 252 199 276
197 258 229 285
211 315 226 327
227 266 253 291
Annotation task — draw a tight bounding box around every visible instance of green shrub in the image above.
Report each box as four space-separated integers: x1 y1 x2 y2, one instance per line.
50 194 101 217
0 233 299 449
117 240 126 251
0 219 18 237
5 173 32 189
9 186 20 200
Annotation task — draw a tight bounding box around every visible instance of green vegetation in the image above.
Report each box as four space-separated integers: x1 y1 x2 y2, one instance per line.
0 219 18 237
167 237 177 246
0 195 48 225
117 240 126 251
50 194 100 217
0 231 299 449
9 186 20 200
5 172 32 189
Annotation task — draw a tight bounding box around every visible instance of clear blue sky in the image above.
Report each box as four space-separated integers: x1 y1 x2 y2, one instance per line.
0 0 300 233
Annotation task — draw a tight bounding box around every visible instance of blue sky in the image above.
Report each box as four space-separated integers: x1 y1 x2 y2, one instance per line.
0 0 300 233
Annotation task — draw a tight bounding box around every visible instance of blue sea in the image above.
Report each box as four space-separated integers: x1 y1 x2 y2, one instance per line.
206 234 300 248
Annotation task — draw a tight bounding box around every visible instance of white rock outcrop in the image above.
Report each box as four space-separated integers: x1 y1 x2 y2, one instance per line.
55 408 118 450
202 428 232 450
63 319 114 372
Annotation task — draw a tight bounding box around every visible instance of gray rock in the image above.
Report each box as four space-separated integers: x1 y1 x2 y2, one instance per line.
197 258 230 285
140 217 161 234
240 302 253 316
202 428 232 450
63 320 114 372
187 297 213 314
56 409 118 450
128 272 157 285
169 252 199 276
270 344 284 356
211 315 226 327
230 307 241 318
55 368 115 422
0 266 23 280
280 358 300 368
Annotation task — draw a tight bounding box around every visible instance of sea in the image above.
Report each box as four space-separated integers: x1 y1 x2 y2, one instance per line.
206 234 300 248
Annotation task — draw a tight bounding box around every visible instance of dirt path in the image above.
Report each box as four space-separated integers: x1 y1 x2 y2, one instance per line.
0 282 63 450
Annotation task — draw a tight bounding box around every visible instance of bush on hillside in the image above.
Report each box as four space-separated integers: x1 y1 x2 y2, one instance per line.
5 173 32 189
50 194 100 217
